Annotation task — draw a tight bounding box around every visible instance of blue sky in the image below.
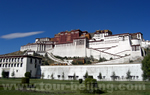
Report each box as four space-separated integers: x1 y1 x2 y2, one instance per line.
0 0 150 54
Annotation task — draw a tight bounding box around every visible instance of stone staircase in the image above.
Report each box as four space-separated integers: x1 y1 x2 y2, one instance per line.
46 49 72 65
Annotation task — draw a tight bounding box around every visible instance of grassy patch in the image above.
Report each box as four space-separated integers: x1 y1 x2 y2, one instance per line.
0 79 149 95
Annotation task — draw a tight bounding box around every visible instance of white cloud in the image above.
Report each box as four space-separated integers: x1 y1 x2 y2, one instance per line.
0 31 44 39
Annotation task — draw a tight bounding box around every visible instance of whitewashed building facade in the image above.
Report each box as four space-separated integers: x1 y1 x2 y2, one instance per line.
0 55 42 78
20 30 149 64
18 29 150 81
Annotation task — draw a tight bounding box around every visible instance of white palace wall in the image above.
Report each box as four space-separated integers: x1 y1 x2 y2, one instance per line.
41 64 143 81
53 43 86 58
21 44 38 52
52 38 87 58
87 37 132 60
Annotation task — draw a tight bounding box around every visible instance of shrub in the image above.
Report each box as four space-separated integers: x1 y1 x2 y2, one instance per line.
62 72 65 80
98 72 102 79
88 76 93 79
77 61 83 65
51 73 54 79
110 57 113 60
126 70 131 80
84 71 88 79
21 77 30 84
72 61 77 65
111 71 116 81
99 57 107 62
79 79 83 84
73 73 76 80
86 61 91 64
130 60 133 63
91 79 97 87
85 78 92 88
1 70 6 78
25 72 31 78
41 73 44 79
83 78 103 94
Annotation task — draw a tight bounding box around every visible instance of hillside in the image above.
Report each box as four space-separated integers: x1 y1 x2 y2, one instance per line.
2 51 25 56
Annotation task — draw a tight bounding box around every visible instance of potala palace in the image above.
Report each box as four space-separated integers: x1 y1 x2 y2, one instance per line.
1 29 150 81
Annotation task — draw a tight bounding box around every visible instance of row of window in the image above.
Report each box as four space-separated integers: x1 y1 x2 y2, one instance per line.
132 46 140 51
94 34 105 38
0 58 23 63
56 43 74 47
0 63 23 68
105 36 118 39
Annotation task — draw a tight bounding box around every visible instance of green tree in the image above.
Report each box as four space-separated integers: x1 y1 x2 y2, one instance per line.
99 57 107 62
142 54 150 81
45 53 48 58
44 61 49 65
11 70 15 78
62 72 65 80
99 72 102 79
51 73 54 79
85 71 88 79
41 73 44 79
24 72 31 78
111 71 116 81
73 73 76 80
1 70 5 78
90 55 94 61
126 70 131 80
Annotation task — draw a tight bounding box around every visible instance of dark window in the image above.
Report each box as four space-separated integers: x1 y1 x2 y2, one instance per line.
132 46 140 51
35 59 37 63
3 64 4 67
0 64 1 67
11 64 13 67
16 70 18 72
20 63 23 67
35 64 37 68
39 60 41 64
5 64 7 67
30 58 32 64
0 59 2 62
132 46 135 51
17 63 19 67
8 64 10 67
14 63 16 67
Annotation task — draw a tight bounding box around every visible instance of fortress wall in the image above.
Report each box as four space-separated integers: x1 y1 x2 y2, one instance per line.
86 49 118 60
20 45 38 52
88 41 119 59
53 44 86 57
41 64 143 81
89 41 119 48
131 50 142 60
96 56 131 64
105 40 132 56
45 45 53 51
87 39 134 60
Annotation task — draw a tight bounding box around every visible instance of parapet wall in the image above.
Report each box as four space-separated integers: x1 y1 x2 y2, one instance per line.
53 43 86 57
41 64 143 81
